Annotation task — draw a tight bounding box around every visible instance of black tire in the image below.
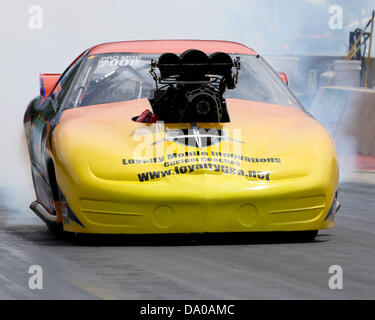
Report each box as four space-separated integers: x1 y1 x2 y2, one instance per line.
45 159 65 237
287 230 318 242
46 219 65 239
46 221 64 236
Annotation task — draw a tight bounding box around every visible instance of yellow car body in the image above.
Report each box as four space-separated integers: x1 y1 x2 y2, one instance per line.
52 97 339 234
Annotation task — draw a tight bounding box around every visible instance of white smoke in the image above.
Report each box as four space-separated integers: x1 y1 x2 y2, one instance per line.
335 133 359 183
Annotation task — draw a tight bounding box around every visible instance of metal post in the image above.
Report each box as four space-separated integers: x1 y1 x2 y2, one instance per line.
365 10 374 88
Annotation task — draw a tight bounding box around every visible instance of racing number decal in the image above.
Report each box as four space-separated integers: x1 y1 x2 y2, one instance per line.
98 55 141 67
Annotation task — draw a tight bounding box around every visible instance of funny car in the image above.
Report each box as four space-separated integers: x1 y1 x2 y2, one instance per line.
24 40 339 240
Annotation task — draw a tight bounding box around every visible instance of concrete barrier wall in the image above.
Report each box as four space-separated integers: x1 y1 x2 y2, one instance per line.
265 55 375 91
311 86 375 155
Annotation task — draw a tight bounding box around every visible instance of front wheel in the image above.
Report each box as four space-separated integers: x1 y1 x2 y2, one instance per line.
47 183 66 238
46 220 64 236
287 230 318 242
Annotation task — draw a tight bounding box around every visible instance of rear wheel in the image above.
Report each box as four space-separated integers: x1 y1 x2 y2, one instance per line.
287 230 318 242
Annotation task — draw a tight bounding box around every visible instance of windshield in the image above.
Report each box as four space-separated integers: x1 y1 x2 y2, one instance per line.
62 53 303 110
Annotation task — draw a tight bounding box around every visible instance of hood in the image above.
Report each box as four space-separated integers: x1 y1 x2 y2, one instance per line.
52 98 336 184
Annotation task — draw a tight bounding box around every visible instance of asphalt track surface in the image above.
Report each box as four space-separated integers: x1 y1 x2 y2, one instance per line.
0 178 374 299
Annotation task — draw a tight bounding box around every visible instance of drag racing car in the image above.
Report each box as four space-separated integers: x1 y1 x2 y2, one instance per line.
24 40 340 240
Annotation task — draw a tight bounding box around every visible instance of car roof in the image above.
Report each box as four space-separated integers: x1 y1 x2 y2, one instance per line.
89 40 257 55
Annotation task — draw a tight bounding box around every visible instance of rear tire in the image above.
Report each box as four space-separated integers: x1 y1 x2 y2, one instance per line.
287 230 318 242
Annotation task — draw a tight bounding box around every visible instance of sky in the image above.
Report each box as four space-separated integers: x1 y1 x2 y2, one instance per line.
0 0 374 212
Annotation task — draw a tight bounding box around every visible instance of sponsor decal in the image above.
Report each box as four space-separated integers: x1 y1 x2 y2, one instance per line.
127 123 281 182
136 165 270 182
98 55 142 67
122 151 281 167
122 152 281 182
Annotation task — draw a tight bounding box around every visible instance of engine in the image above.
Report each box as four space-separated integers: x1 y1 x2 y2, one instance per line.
149 49 240 123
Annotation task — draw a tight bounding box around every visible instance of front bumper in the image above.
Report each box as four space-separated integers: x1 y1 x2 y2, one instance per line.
58 172 338 234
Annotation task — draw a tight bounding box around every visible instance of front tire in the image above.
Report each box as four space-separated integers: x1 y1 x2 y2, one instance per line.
46 221 64 236
287 230 318 242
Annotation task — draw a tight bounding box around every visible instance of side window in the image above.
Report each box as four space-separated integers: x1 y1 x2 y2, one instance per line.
50 50 89 106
